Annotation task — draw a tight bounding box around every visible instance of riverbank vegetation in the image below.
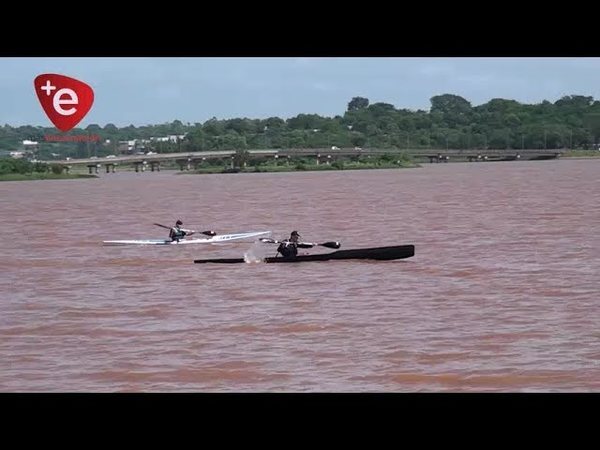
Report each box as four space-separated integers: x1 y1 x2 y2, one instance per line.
0 157 96 181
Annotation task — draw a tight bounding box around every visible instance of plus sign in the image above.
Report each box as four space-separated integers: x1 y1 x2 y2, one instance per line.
41 80 56 96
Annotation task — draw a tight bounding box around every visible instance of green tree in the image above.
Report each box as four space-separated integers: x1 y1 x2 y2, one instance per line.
85 124 102 133
50 164 63 174
430 94 472 115
104 123 118 133
347 96 370 111
350 133 367 147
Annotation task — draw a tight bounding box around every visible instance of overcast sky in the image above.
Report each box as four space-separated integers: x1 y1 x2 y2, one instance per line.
2 57 599 127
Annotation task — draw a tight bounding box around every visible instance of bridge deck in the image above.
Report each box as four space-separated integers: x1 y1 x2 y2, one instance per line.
42 148 562 166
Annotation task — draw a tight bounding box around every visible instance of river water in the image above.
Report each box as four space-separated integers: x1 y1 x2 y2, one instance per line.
1 159 598 392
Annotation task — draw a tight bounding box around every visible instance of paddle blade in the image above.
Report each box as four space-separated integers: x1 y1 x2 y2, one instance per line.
200 230 217 236
321 241 341 249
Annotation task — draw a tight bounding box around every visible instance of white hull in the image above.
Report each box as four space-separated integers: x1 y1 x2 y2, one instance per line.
103 231 271 246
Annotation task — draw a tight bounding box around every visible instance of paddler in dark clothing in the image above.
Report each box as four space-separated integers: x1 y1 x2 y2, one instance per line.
169 219 195 242
277 231 301 258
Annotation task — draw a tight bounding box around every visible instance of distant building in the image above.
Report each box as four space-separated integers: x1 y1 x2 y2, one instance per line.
10 150 35 159
117 140 137 154
115 134 188 153
169 134 187 142
151 134 186 143
22 140 40 151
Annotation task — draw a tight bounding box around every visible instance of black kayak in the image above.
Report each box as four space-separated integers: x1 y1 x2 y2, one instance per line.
194 245 415 264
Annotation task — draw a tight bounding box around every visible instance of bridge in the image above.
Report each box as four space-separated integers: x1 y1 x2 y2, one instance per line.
41 148 562 174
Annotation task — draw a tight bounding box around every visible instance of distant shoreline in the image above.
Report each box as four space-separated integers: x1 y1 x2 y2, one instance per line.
3 154 598 181
0 173 98 182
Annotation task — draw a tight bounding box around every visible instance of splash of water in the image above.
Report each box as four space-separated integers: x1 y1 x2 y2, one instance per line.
244 240 269 263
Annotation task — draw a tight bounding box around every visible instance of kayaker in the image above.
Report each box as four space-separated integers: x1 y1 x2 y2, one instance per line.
169 220 195 242
277 231 301 258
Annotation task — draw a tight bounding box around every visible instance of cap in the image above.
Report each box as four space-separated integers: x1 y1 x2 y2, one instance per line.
176 220 183 226
291 231 300 237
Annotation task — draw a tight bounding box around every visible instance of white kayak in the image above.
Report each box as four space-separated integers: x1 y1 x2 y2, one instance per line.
103 230 271 246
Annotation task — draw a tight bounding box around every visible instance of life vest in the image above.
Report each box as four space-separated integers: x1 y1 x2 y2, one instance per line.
277 241 298 258
170 226 187 240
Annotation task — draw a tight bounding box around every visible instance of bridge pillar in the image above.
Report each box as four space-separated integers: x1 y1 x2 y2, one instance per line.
150 161 160 172
175 158 192 171
194 157 206 170
316 154 320 165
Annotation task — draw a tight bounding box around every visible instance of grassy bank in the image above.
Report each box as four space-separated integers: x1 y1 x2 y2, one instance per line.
561 150 600 158
0 173 98 181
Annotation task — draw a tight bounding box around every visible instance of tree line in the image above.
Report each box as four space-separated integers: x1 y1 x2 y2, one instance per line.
0 157 62 175
2 94 600 159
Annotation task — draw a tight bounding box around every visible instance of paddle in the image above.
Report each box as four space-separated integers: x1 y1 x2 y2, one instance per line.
153 223 217 237
258 237 341 249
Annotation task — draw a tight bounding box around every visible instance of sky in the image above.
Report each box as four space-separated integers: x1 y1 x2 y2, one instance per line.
1 57 600 127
